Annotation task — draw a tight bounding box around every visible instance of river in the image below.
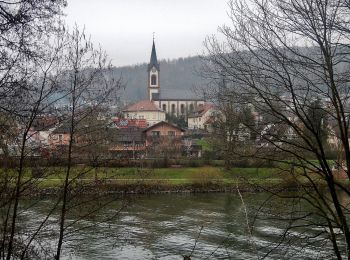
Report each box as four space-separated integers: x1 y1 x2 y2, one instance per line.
19 193 334 259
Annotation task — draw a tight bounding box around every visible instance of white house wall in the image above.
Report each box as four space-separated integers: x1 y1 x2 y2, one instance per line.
124 110 166 126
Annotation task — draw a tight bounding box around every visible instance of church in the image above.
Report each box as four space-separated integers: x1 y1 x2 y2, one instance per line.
123 40 205 126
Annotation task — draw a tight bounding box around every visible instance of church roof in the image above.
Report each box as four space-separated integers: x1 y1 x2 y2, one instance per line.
156 89 204 101
148 40 160 71
123 100 163 112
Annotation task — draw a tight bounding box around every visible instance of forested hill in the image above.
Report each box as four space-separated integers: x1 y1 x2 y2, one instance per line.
111 56 208 102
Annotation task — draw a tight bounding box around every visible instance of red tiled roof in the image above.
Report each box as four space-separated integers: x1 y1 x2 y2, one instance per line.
188 103 216 118
123 100 162 112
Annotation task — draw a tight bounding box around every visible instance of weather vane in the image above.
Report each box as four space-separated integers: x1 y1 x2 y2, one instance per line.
153 32 155 41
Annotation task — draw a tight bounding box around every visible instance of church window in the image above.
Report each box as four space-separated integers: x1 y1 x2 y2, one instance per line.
180 104 185 114
171 104 176 114
162 104 166 111
151 75 157 85
189 104 194 112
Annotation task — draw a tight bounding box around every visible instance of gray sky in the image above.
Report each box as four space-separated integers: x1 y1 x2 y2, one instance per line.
65 0 230 67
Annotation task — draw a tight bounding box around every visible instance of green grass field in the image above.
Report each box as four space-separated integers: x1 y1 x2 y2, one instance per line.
0 166 285 188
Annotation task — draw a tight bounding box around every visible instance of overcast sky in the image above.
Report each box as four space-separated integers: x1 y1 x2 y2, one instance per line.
65 0 230 67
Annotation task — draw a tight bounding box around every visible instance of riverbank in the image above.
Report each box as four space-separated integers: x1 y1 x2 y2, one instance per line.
28 180 303 197
5 166 315 196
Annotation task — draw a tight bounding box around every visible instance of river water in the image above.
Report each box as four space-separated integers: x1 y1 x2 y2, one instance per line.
20 193 335 259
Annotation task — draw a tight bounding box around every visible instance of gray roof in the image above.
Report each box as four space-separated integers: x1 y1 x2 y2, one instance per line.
115 128 144 142
148 40 160 71
157 89 204 101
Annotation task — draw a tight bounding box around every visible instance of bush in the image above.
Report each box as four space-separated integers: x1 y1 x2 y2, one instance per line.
31 167 44 178
190 168 222 186
228 158 276 168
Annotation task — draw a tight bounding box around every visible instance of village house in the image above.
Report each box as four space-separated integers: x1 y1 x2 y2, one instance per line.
122 100 166 127
48 124 71 148
109 127 146 159
108 120 188 159
28 115 59 148
143 121 185 144
143 121 185 158
187 104 218 130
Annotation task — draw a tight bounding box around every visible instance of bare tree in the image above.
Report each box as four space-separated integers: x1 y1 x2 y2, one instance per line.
203 0 350 258
0 3 125 259
0 1 67 258
54 26 122 259
0 0 65 108
204 75 256 168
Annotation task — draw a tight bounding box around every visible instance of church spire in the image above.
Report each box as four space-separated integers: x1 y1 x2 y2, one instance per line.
147 36 160 101
148 39 160 71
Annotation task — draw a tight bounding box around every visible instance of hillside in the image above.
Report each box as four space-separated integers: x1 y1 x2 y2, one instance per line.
111 56 208 102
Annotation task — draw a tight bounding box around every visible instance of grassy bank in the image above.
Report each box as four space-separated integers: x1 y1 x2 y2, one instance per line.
0 166 299 195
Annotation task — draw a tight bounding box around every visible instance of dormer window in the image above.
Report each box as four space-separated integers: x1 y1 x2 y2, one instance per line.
151 75 157 86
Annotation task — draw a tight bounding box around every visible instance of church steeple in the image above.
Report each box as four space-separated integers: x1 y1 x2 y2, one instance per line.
148 39 160 71
148 38 160 101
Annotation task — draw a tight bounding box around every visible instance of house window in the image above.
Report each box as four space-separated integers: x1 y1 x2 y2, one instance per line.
152 131 160 137
162 104 166 111
171 104 176 114
199 117 201 122
151 75 157 85
58 134 63 142
180 104 185 114
168 131 175 136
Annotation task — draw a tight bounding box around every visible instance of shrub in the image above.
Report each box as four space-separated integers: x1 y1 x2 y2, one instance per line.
32 167 44 178
190 168 222 186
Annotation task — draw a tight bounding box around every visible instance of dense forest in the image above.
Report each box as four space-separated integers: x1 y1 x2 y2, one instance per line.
112 55 208 102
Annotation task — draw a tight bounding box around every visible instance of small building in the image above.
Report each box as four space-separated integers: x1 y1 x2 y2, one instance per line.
143 121 185 158
28 115 59 148
109 127 146 159
143 121 185 142
187 104 218 130
122 100 166 127
182 138 203 158
48 124 71 148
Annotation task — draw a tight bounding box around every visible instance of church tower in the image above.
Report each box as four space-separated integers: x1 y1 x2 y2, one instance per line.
148 39 160 101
